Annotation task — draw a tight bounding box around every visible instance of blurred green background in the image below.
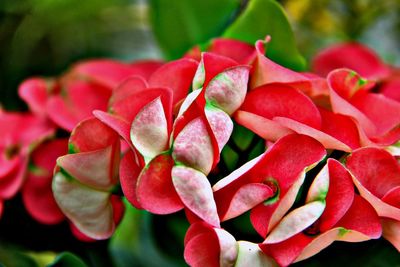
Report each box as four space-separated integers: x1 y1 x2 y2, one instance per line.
0 0 162 110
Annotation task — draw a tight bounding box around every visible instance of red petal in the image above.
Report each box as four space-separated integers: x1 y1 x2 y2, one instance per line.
234 111 294 142
22 139 68 224
382 186 400 208
111 88 172 129
251 40 309 89
128 60 164 81
66 80 110 118
69 117 120 153
136 154 184 214
69 195 125 242
119 150 142 209
184 45 202 62
205 65 250 115
334 195 382 240
71 59 156 88
240 84 322 129
216 183 273 221
312 42 390 79
347 148 400 220
0 155 27 199
205 107 233 152
294 229 341 264
382 218 400 251
53 172 115 240
0 112 54 147
47 79 111 131
0 153 20 178
30 138 69 171
149 58 198 106
47 96 80 131
172 166 220 227
350 92 400 136
184 221 211 245
319 108 361 150
110 195 125 225
380 77 400 102
130 97 169 160
109 76 148 107
184 223 237 267
172 117 214 174
194 52 238 90
57 144 120 190
273 117 352 152
209 38 256 64
184 232 220 267
172 91 220 169
59 118 120 189
23 171 65 224
18 78 49 116
93 111 132 150
264 201 326 244
260 233 312 267
346 147 400 199
327 69 376 136
70 222 96 242
319 159 354 231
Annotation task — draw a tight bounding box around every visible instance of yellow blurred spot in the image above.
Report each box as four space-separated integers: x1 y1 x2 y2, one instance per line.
314 10 336 33
26 251 57 267
285 0 311 21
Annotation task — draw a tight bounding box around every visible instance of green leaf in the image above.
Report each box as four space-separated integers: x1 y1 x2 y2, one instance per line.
110 200 185 267
232 124 255 152
223 0 306 70
149 0 241 59
222 145 239 172
47 252 87 267
0 247 39 267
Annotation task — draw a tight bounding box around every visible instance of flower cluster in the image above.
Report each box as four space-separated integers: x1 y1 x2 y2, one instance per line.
1 58 162 240
2 38 399 266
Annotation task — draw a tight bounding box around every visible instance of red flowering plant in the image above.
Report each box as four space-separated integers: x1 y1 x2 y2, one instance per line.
45 37 399 265
1 0 400 266
0 58 164 243
0 110 54 218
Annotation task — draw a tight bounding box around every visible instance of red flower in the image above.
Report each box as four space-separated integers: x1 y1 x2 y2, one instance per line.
53 117 124 239
95 53 250 227
327 69 400 146
260 159 382 266
185 37 258 64
21 138 107 242
22 138 68 225
235 40 363 152
0 110 54 215
312 42 400 102
94 58 199 215
184 222 277 267
19 59 163 131
346 147 400 251
213 134 327 237
236 39 400 152
184 222 237 267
